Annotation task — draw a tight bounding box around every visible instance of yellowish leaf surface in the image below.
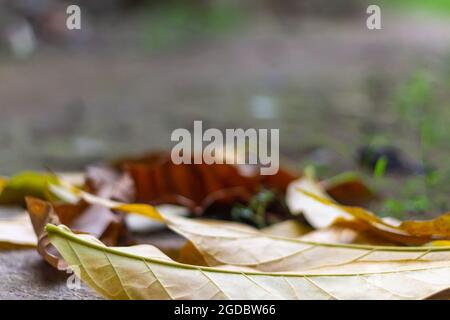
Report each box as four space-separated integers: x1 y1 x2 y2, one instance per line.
0 177 6 194
401 213 450 238
47 224 450 300
177 241 209 266
286 177 448 245
287 176 350 228
51 182 449 272
261 220 312 238
50 183 450 272
0 172 58 205
298 224 397 246
0 212 37 249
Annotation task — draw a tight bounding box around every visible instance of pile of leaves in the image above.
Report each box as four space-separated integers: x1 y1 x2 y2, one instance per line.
1 151 450 300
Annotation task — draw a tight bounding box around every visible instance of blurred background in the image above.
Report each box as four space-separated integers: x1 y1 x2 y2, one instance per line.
0 0 449 219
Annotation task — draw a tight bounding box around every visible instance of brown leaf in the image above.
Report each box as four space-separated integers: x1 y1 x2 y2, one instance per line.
26 196 126 268
119 152 298 214
322 172 376 206
84 166 135 203
25 197 65 268
177 241 209 266
400 213 450 238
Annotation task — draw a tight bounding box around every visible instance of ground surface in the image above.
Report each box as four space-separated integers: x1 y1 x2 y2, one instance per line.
0 249 99 299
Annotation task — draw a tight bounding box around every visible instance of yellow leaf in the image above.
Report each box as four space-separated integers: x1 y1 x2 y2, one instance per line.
0 172 58 205
47 224 450 300
401 213 450 238
51 183 450 272
299 224 397 246
0 209 37 249
286 177 443 245
116 203 164 222
177 241 209 266
51 184 450 269
425 240 450 247
0 177 6 194
261 220 312 238
287 176 349 228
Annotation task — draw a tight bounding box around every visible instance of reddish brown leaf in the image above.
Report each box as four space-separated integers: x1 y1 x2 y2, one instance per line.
118 152 298 214
26 178 128 268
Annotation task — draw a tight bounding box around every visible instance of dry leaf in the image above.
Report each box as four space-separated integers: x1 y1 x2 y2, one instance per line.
286 177 443 245
0 172 58 205
322 172 376 206
298 225 397 246
426 240 450 247
84 166 134 203
177 241 209 266
118 152 298 214
400 213 450 238
0 211 36 249
147 213 450 271
298 190 450 245
125 204 189 233
0 177 6 194
287 176 338 228
50 184 450 273
25 197 66 268
47 224 450 300
261 220 312 238
26 197 126 268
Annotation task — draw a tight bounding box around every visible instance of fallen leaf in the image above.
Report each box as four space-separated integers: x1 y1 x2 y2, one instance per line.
322 172 376 206
261 220 312 238
26 197 125 268
300 190 450 245
400 213 450 238
0 172 58 205
287 176 382 228
118 152 298 214
424 240 450 247
298 224 397 246
47 224 450 300
0 211 37 249
150 213 450 271
286 176 346 228
125 204 189 233
286 177 439 245
426 240 450 247
25 197 66 268
0 177 6 193
50 184 450 273
177 241 209 266
84 166 134 203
